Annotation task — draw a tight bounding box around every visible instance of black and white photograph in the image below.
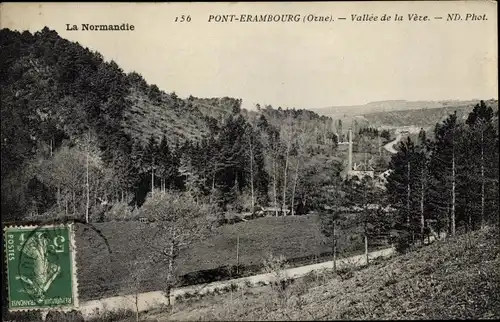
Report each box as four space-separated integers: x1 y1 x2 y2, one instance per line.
1 1 498 321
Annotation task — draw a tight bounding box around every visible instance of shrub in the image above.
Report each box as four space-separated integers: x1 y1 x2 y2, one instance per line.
393 230 412 254
3 310 42 322
262 252 291 306
384 270 398 286
337 267 355 281
105 201 135 221
87 309 134 322
46 311 84 322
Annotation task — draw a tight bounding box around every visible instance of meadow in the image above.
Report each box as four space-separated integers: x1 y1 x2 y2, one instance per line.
74 214 386 301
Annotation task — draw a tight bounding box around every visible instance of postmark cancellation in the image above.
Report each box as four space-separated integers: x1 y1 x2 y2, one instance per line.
4 223 79 312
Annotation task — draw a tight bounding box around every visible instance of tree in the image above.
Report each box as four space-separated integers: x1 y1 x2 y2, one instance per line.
414 128 431 244
290 125 311 216
380 129 391 142
259 120 281 216
431 112 463 236
386 136 421 245
280 115 295 215
144 135 160 197
156 135 179 193
345 176 389 264
245 123 257 213
140 191 219 306
465 101 497 229
316 186 346 272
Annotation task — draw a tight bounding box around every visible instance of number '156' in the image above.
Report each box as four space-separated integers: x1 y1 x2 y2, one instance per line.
175 15 191 22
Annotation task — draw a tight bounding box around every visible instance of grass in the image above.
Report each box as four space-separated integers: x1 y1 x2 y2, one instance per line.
138 226 500 321
75 214 384 301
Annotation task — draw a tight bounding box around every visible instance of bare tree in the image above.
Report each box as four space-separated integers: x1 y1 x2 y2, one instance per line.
280 116 294 215
140 190 219 306
245 124 257 213
261 129 280 217
290 125 310 216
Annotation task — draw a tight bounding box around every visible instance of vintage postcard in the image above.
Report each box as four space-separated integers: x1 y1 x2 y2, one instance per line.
1 1 498 321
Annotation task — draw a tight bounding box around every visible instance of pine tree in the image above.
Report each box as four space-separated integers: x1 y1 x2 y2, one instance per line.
429 112 463 236
464 101 497 229
386 136 421 244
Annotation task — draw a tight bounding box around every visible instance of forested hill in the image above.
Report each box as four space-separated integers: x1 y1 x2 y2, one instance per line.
1 27 344 222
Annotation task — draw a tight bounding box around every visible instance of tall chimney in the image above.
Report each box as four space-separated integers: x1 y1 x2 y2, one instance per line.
348 128 353 172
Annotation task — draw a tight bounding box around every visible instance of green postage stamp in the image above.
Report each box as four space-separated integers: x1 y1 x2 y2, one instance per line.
4 224 79 311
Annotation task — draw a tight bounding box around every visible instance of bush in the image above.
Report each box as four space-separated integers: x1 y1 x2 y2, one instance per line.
46 311 84 322
3 311 42 322
393 231 412 254
337 267 355 281
262 252 290 306
87 309 134 322
105 201 135 221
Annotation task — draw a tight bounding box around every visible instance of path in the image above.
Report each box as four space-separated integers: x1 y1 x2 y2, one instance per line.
79 233 446 319
78 245 402 318
383 133 402 154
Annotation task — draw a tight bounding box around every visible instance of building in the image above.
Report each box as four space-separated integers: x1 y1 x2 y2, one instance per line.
340 128 375 179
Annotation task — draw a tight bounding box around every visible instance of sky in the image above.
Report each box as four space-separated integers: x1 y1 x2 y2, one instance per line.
1 2 497 110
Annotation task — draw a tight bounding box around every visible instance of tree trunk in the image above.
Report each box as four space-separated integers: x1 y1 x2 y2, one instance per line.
282 140 291 216
481 130 485 229
210 169 216 204
364 233 369 266
151 158 155 198
86 144 90 224
72 190 76 215
291 158 300 216
273 158 278 217
406 160 411 238
135 292 139 322
57 186 61 209
332 221 337 272
451 147 456 236
249 137 255 214
420 167 425 244
236 236 240 275
167 241 175 307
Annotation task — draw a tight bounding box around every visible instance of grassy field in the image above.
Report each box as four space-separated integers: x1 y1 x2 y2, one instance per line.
74 214 383 301
140 226 500 321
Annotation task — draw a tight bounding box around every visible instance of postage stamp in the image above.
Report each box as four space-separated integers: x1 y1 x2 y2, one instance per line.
4 223 79 311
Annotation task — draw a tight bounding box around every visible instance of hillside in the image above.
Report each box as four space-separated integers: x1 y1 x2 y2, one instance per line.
364 99 499 129
312 99 484 118
0 27 238 149
145 226 500 321
1 27 343 221
311 99 499 132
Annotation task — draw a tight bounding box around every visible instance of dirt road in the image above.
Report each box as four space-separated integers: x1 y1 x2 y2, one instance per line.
383 133 402 154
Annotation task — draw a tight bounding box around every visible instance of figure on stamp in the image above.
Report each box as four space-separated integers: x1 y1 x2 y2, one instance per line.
16 232 62 303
